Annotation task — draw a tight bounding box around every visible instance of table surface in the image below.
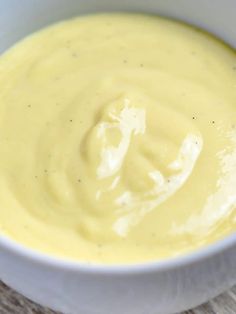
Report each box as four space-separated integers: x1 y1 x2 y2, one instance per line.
0 282 235 314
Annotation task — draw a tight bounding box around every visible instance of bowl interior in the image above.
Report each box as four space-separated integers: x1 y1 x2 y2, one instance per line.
0 0 236 55
0 0 235 269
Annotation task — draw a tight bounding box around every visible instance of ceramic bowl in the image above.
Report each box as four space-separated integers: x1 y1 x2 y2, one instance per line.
0 1 235 313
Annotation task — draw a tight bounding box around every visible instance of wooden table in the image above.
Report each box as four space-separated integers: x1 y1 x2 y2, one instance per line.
0 282 235 314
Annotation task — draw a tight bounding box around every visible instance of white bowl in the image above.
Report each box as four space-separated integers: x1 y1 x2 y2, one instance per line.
0 1 236 314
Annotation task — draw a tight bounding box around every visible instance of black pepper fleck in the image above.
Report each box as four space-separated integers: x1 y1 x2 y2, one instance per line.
66 40 71 48
123 59 127 64
212 120 215 124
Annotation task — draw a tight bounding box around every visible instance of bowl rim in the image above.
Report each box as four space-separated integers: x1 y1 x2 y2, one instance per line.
0 232 235 274
0 9 235 276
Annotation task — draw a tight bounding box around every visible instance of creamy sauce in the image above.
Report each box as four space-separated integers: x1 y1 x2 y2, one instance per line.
0 13 235 264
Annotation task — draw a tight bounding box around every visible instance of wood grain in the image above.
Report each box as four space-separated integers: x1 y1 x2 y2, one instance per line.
0 282 235 314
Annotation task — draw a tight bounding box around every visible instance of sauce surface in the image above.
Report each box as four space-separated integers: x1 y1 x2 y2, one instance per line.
0 13 236 264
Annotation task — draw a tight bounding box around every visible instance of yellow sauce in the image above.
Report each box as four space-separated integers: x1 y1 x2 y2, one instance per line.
0 13 236 264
